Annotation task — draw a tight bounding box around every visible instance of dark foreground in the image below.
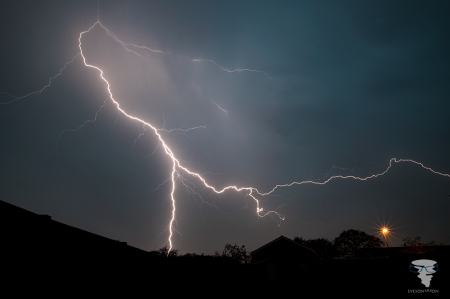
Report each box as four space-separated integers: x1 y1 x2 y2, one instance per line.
3 252 448 295
1 199 448 294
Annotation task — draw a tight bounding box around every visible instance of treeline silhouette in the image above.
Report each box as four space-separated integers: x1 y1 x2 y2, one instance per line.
154 229 446 263
143 230 449 292
151 242 252 264
294 229 385 261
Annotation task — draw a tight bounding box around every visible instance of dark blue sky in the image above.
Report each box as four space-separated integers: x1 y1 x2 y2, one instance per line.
1 0 449 254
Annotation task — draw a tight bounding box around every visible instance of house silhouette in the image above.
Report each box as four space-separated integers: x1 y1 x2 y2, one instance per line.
0 199 157 283
251 235 317 282
0 199 252 286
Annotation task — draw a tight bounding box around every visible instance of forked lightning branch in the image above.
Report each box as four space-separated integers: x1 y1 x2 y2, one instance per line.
1 17 449 255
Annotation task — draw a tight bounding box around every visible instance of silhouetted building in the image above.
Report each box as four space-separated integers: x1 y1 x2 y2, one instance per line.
251 235 317 282
0 199 155 281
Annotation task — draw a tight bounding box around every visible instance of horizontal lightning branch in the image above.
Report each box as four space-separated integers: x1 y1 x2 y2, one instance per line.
157 125 207 133
255 158 450 197
192 59 272 80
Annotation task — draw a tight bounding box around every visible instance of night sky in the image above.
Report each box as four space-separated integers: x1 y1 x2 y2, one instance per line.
1 0 449 255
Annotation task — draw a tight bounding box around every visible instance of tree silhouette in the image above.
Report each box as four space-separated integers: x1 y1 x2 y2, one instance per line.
182 253 198 258
216 243 251 264
294 236 337 261
333 229 383 259
400 236 446 254
155 246 180 257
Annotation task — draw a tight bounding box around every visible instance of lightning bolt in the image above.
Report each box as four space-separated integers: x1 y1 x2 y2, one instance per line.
56 89 109 155
254 158 450 197
2 16 449 257
131 125 146 158
192 59 272 80
0 54 80 105
192 83 228 115
211 100 228 115
158 125 207 134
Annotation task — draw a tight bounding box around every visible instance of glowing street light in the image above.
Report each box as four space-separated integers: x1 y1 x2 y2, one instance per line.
382 227 392 257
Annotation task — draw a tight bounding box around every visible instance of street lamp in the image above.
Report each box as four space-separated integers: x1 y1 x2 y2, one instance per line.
382 228 392 257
